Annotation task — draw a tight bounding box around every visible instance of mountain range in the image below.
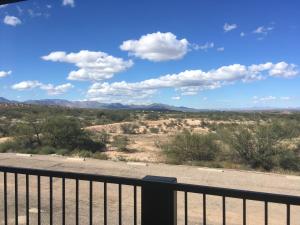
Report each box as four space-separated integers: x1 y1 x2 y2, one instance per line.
1 97 299 112
0 97 200 112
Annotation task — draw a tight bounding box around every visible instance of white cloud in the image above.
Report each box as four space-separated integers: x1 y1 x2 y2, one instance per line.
62 0 75 7
42 50 133 81
223 23 237 32
12 81 42 90
253 96 292 103
3 15 22 26
12 81 73 95
268 62 298 78
240 32 245 37
0 70 11 78
172 96 181 100
217 47 225 52
87 62 298 103
0 4 8 9
253 26 274 35
28 9 42 17
193 42 214 51
120 32 189 62
40 83 74 95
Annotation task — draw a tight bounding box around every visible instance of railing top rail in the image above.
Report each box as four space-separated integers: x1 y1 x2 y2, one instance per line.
1 165 300 205
0 165 144 186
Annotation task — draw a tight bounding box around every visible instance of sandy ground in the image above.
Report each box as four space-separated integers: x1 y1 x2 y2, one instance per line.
0 137 12 144
0 153 299 225
85 119 210 162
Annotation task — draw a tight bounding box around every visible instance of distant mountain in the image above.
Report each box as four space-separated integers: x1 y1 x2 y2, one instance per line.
2 97 299 112
0 97 17 104
1 97 199 112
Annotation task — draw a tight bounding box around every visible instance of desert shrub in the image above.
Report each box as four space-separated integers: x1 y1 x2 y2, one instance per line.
120 123 138 134
0 121 10 137
163 130 220 163
0 141 20 153
93 152 109 160
226 123 291 171
278 150 300 171
43 116 105 152
38 146 57 155
74 149 93 158
97 131 110 144
112 135 129 152
145 112 159 121
149 127 159 134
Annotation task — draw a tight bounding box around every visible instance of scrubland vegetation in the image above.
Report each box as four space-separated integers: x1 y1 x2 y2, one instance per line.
1 104 300 173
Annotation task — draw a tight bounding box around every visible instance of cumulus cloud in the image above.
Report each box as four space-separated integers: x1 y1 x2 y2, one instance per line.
120 32 189 62
12 81 73 95
253 26 274 35
223 23 237 32
193 42 214 51
42 50 133 81
62 0 75 7
3 15 22 26
87 62 298 103
268 62 298 78
0 70 12 78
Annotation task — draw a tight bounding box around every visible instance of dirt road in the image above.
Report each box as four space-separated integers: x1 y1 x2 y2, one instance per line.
0 153 299 225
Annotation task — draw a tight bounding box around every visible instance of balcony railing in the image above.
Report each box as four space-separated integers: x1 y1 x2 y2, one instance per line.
0 165 300 225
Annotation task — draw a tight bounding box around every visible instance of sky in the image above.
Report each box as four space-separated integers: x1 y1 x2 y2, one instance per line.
0 0 300 109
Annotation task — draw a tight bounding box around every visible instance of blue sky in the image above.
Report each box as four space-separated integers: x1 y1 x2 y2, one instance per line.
0 0 299 109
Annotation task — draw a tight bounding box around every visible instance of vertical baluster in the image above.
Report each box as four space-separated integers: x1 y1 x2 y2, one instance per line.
104 182 107 225
90 181 93 225
15 173 18 225
4 172 8 225
185 191 188 225
222 196 226 225
203 194 206 225
76 179 79 225
50 177 53 225
62 178 65 225
37 176 41 225
134 186 137 225
287 204 290 225
243 199 246 225
26 174 29 225
265 201 268 225
119 184 122 225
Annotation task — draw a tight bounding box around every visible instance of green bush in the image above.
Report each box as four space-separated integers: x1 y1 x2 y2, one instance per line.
279 150 300 171
120 123 138 134
74 149 93 158
93 152 109 160
112 135 129 152
38 146 57 155
163 130 220 163
145 112 160 121
149 127 159 134
97 131 110 144
43 116 105 152
0 141 20 153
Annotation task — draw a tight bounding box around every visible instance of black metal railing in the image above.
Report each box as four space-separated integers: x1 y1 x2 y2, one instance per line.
0 165 300 225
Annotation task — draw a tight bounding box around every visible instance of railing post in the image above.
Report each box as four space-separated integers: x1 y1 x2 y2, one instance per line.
142 176 177 225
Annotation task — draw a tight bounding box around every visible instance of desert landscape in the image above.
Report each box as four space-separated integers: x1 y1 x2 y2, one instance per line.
1 103 300 174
